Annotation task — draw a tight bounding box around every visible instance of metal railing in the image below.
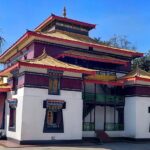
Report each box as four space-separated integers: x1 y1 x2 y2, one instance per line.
83 122 95 131
83 92 124 105
105 123 124 131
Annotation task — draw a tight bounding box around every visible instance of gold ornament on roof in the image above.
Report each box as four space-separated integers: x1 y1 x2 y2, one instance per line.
63 6 67 18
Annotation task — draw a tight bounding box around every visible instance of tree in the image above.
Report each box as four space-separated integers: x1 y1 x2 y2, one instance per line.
132 50 150 72
94 34 150 72
94 34 136 50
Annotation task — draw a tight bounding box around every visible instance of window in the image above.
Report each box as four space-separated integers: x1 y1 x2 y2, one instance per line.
88 47 93 51
48 70 63 95
46 110 63 129
43 100 65 133
7 99 17 132
49 78 60 95
9 107 16 131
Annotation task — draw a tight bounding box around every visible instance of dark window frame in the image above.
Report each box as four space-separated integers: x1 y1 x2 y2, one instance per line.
9 107 16 132
43 109 64 133
48 77 60 95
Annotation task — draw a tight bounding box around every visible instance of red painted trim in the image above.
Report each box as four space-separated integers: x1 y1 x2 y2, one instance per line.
0 30 143 62
57 53 128 66
35 14 96 31
123 76 150 82
85 79 124 86
0 63 19 76
0 88 11 92
19 61 96 75
0 32 29 60
136 77 150 82
28 31 143 57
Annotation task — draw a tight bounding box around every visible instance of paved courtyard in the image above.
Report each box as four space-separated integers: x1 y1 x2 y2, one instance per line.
0 142 150 150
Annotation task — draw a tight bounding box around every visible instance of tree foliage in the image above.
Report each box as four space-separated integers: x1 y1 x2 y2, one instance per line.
94 34 150 72
94 34 136 50
132 50 150 72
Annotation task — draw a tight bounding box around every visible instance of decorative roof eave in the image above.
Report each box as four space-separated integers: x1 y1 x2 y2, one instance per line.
0 31 31 63
0 30 143 63
0 79 11 92
123 77 150 82
84 79 124 86
29 31 143 57
0 61 95 77
0 63 19 76
34 14 96 32
0 88 11 92
119 67 150 82
56 53 128 66
19 61 95 75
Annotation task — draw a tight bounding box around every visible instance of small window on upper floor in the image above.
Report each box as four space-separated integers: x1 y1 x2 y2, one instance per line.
49 77 60 95
48 70 63 95
88 47 93 51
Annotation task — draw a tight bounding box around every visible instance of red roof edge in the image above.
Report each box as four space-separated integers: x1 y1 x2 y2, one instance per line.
0 30 143 62
19 61 96 75
0 31 29 60
0 88 11 92
0 63 19 76
29 31 143 57
56 53 128 66
34 14 96 31
136 76 150 82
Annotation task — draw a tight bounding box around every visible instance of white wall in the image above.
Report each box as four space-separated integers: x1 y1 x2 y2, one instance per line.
82 131 96 137
124 97 137 138
106 131 125 137
20 87 83 141
135 97 150 138
5 88 24 140
124 96 150 139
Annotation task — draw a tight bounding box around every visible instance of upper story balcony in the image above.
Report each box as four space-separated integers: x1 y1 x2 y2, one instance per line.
82 92 125 106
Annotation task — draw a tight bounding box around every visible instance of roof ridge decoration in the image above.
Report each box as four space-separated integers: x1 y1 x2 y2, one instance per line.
119 66 150 80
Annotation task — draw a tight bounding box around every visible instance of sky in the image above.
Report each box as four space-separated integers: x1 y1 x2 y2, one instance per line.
0 0 150 54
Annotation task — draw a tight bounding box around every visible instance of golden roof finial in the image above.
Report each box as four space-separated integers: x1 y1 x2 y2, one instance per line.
63 6 67 18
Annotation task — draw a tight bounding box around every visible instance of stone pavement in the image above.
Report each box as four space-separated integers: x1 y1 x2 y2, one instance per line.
0 142 150 150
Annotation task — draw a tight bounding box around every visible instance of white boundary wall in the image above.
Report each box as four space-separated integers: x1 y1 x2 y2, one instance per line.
125 97 150 139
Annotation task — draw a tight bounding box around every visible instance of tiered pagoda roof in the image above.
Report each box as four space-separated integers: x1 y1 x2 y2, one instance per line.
0 51 96 76
35 14 96 32
0 14 143 63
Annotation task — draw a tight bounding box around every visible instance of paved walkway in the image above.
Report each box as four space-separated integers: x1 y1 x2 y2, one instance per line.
0 142 150 150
